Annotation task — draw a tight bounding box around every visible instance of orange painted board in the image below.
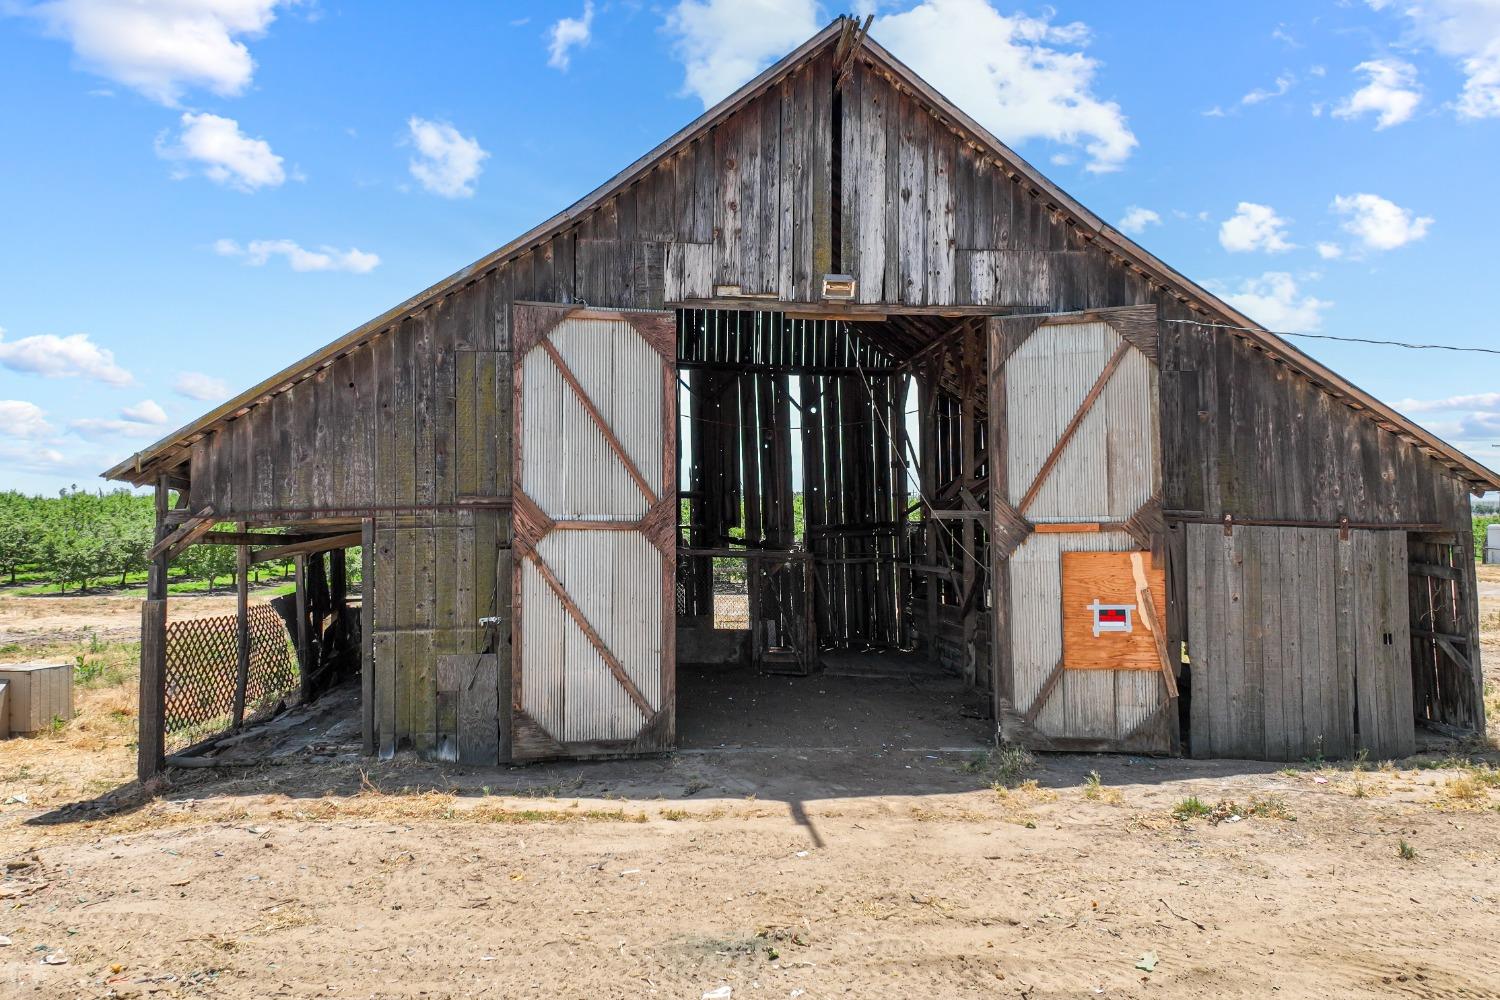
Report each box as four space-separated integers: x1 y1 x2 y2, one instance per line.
1060 550 1167 671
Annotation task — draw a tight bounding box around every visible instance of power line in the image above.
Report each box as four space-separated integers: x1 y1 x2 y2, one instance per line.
1164 318 1500 356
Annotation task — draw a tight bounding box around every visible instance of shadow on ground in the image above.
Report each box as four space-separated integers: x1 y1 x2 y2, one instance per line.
28 657 1485 841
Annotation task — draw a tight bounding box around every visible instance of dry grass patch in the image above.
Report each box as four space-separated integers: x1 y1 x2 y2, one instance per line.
1082 770 1124 805
1435 766 1500 810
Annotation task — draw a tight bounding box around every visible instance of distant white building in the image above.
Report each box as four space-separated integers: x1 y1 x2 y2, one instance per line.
1487 523 1500 564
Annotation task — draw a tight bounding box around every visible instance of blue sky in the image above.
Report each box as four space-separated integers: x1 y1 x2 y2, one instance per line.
2 0 1499 495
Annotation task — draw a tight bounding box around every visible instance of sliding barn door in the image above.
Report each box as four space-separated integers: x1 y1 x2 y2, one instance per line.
1187 524 1414 761
511 305 676 760
989 306 1176 754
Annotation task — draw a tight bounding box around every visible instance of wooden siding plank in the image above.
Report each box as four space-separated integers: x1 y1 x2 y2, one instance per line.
1239 525 1266 760
1276 527 1303 759
456 652 500 765
896 96 927 305
1187 524 1211 757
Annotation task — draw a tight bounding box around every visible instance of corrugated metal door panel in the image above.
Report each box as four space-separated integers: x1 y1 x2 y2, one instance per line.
512 305 675 760
1007 322 1158 522
999 313 1169 752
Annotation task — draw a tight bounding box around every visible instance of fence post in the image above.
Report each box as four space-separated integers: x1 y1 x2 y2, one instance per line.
137 477 170 782
231 520 250 729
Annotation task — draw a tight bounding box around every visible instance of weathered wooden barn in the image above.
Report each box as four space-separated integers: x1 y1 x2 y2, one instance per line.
107 18 1497 779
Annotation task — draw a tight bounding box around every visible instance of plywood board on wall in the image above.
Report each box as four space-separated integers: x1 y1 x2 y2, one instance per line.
1060 551 1166 671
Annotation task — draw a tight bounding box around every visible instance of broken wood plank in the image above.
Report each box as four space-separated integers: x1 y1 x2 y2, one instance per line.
148 505 217 561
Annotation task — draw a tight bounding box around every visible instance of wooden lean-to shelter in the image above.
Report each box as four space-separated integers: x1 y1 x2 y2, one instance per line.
106 18 1498 778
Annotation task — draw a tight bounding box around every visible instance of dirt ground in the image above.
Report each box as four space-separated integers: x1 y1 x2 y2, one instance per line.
1 575 1498 999
0 590 269 649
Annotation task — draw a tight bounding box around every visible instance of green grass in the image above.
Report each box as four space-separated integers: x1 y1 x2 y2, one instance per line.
959 744 1035 789
1172 794 1295 823
1172 796 1213 820
5 570 296 598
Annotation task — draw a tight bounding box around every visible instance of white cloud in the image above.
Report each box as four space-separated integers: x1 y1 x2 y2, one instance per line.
1371 0 1500 119
0 400 54 439
406 116 488 198
120 399 168 425
1243 72 1295 105
1399 408 1500 444
548 2 594 70
1219 202 1295 254
664 0 821 107
1219 272 1331 332
1117 206 1161 235
862 0 1138 173
0 326 133 385
215 238 380 273
1453 411 1500 438
1333 59 1421 129
157 112 286 191
1394 391 1500 414
68 398 172 440
1316 241 1344 259
23 0 290 105
174 371 230 401
68 418 159 440
0 440 69 473
1332 193 1433 251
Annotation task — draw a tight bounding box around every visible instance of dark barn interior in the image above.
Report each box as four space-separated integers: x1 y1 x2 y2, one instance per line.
671 309 995 750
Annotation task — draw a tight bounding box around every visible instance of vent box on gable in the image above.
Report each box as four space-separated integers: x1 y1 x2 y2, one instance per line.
821 274 857 301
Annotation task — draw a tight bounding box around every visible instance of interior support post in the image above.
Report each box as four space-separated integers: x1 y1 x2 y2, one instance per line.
892 373 912 647
919 350 941 661
294 553 311 700
959 324 978 686
330 544 347 610
137 476 171 782
231 520 250 729
360 519 374 755
986 318 1013 738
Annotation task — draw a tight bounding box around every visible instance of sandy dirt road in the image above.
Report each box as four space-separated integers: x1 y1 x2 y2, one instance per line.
4 740 1500 999
0 575 1497 999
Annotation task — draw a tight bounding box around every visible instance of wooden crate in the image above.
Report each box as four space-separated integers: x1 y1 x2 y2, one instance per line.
0 661 73 735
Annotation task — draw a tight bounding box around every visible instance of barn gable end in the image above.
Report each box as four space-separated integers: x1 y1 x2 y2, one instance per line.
107 18 1494 772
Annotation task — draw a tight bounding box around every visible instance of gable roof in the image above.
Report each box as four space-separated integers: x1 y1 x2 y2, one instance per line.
103 17 1500 493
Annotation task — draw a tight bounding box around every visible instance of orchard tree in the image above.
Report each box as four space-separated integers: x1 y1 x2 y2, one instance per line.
178 536 237 592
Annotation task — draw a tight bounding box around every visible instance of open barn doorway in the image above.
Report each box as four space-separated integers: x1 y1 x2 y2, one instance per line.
672 308 993 751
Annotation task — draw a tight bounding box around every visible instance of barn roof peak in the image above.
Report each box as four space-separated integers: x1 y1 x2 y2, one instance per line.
102 15 1500 492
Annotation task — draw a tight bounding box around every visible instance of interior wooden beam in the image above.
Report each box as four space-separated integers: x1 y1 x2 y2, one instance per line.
249 531 363 566
201 529 357 547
